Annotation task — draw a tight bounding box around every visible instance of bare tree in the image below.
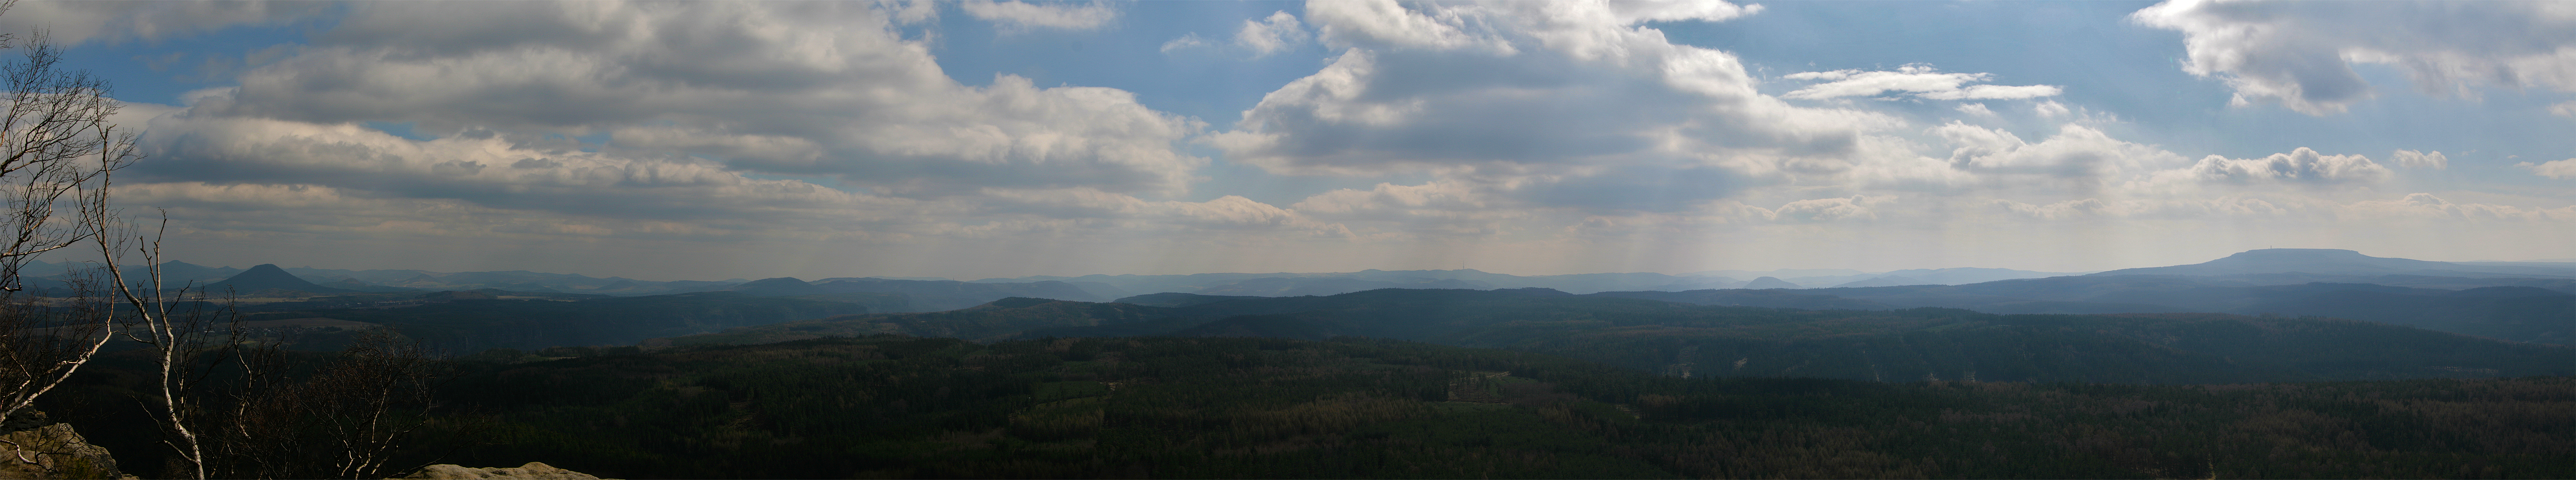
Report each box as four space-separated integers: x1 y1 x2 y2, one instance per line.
0 0 143 432
0 8 450 479
91 217 230 479
123 324 449 480
291 329 443 479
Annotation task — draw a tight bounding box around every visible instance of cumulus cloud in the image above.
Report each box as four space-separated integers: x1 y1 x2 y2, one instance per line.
1212 0 1882 185
1765 196 1886 223
2522 159 2576 179
59 0 2566 278
2033 100 2071 118
1906 123 2421 201
2390 149 2448 169
135 114 892 224
2132 0 2576 115
1235 11 1312 57
957 0 1118 31
76 0 1426 263
2343 193 2576 221
0 0 332 45
1782 64 2064 100
2553 101 2576 117
1294 181 1485 217
1305 0 1513 53
2173 148 2391 185
178 1 1205 198
1932 122 2184 181
1606 0 1764 24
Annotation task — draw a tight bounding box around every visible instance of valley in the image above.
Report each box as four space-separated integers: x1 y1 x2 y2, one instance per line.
25 248 2576 479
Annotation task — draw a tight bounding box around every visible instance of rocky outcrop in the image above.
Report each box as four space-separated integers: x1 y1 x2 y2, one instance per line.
0 412 128 480
400 462 608 480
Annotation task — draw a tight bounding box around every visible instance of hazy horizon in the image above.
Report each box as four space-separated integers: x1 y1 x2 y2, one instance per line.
71 247 2570 285
22 0 2572 280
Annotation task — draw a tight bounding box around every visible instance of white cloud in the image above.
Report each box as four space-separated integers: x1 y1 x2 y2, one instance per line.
0 0 332 45
183 1 1205 198
1235 11 1312 57
1782 64 2063 100
1306 0 1514 53
1925 84 2065 100
2033 100 2072 118
135 114 892 225
1932 122 2184 181
1214 0 1880 183
2521 159 2576 179
1607 0 1764 24
60 0 2570 278
885 0 941 25
2390 149 2448 169
956 0 1117 31
2552 101 2576 117
87 0 1365 267
2132 0 2576 115
1159 33 1209 53
2342 193 2576 221
2171 148 2391 186
1766 196 1886 223
1293 181 1485 217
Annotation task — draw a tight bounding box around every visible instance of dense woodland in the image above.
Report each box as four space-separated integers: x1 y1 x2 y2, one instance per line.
21 287 2571 479
39 334 2576 479
680 290 2574 384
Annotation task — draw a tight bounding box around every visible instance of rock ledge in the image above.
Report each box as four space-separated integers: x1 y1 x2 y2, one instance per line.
0 419 128 480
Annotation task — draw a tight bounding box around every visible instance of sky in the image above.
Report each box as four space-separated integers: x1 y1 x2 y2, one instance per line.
9 0 2574 280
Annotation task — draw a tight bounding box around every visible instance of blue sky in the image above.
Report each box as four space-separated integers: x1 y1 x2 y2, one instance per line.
13 0 2574 280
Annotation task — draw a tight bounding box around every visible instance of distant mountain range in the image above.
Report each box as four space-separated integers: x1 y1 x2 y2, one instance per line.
16 258 2092 301
27 248 2573 346
2090 248 2576 278
965 266 2099 296
667 288 2573 384
28 248 2567 301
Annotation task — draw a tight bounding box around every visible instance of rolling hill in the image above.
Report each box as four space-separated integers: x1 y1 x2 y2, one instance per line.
670 288 2575 384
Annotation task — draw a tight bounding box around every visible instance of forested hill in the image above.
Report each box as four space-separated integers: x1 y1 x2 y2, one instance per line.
240 292 875 352
1793 276 2574 344
411 336 2573 479
670 288 2575 384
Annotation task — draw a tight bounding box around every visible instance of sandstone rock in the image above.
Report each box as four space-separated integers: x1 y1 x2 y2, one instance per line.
399 462 608 480
0 421 128 480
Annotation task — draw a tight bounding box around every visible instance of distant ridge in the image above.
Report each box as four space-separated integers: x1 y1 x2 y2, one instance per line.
1832 275 1929 288
1742 276 1802 289
2090 249 2575 277
206 264 356 294
732 277 824 296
